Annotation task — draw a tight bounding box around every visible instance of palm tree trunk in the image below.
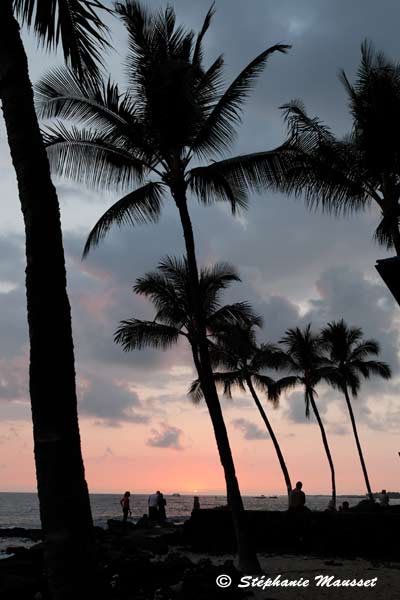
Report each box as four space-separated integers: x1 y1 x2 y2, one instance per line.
0 3 95 597
308 391 336 507
246 377 292 503
173 184 260 572
343 386 374 501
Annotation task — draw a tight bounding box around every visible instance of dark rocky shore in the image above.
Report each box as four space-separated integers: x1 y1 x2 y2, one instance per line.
1 505 399 599
0 521 245 600
184 504 400 558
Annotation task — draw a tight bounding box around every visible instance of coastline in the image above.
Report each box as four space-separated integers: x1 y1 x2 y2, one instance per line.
1 510 400 598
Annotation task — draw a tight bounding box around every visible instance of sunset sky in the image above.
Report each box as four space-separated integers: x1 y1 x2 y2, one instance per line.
1 0 400 496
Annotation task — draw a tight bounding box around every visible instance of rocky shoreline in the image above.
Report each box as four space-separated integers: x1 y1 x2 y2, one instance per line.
1 507 399 599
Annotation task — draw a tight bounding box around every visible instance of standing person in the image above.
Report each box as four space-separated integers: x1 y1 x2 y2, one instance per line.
120 491 132 524
289 481 307 511
157 492 167 523
192 496 200 512
148 491 160 521
380 489 390 507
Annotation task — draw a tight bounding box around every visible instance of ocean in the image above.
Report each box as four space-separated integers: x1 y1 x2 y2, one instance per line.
1 492 397 559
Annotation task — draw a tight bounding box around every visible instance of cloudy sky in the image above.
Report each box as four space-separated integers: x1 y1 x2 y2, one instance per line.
1 0 400 496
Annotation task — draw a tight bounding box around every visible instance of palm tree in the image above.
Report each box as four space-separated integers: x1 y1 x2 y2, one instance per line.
279 325 337 507
115 257 262 567
274 41 400 255
320 319 391 501
115 256 258 371
38 0 290 571
190 324 295 503
0 1 109 598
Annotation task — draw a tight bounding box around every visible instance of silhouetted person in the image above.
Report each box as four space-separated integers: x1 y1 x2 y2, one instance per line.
289 481 306 511
148 490 160 521
339 501 350 512
192 495 200 512
157 492 167 522
120 491 132 524
380 489 389 507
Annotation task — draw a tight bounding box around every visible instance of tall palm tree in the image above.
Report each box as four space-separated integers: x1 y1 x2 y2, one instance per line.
115 256 258 371
38 0 290 570
279 325 337 506
115 257 262 566
320 319 391 501
190 324 295 503
274 41 400 255
0 1 109 597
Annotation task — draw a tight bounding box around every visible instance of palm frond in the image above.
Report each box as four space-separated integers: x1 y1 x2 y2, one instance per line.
36 67 138 140
200 262 240 311
374 210 400 250
114 319 182 350
192 148 293 199
116 0 195 90
355 360 392 380
279 101 369 215
192 3 215 67
188 164 248 215
83 181 165 256
14 0 111 78
207 303 262 333
194 55 225 110
351 339 380 360
188 377 204 403
213 370 245 398
133 268 188 328
43 123 146 190
191 44 290 157
250 343 284 372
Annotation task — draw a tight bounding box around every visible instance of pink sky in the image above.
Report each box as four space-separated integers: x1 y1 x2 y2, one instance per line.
1 391 398 495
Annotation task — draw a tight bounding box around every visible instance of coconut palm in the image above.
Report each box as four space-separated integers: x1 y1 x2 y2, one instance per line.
38 0 290 571
0 1 109 597
279 325 337 506
274 41 400 255
190 323 295 502
320 319 391 501
115 257 262 566
115 256 259 371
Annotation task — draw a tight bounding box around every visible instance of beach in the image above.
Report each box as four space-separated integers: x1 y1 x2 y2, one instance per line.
185 552 399 600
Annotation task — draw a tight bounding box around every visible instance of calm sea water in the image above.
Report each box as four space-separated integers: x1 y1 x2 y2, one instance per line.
1 492 398 559
0 492 378 529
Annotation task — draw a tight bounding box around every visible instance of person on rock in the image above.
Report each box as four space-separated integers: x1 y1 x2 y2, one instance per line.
120 491 132 524
148 490 160 521
289 481 307 511
157 491 167 523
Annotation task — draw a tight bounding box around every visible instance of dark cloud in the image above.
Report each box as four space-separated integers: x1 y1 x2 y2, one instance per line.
231 418 269 440
146 423 185 450
79 376 149 426
0 0 400 453
284 392 311 424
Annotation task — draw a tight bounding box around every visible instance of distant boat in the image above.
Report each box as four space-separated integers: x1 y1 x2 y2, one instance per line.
256 494 266 499
171 493 181 497
269 496 278 499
